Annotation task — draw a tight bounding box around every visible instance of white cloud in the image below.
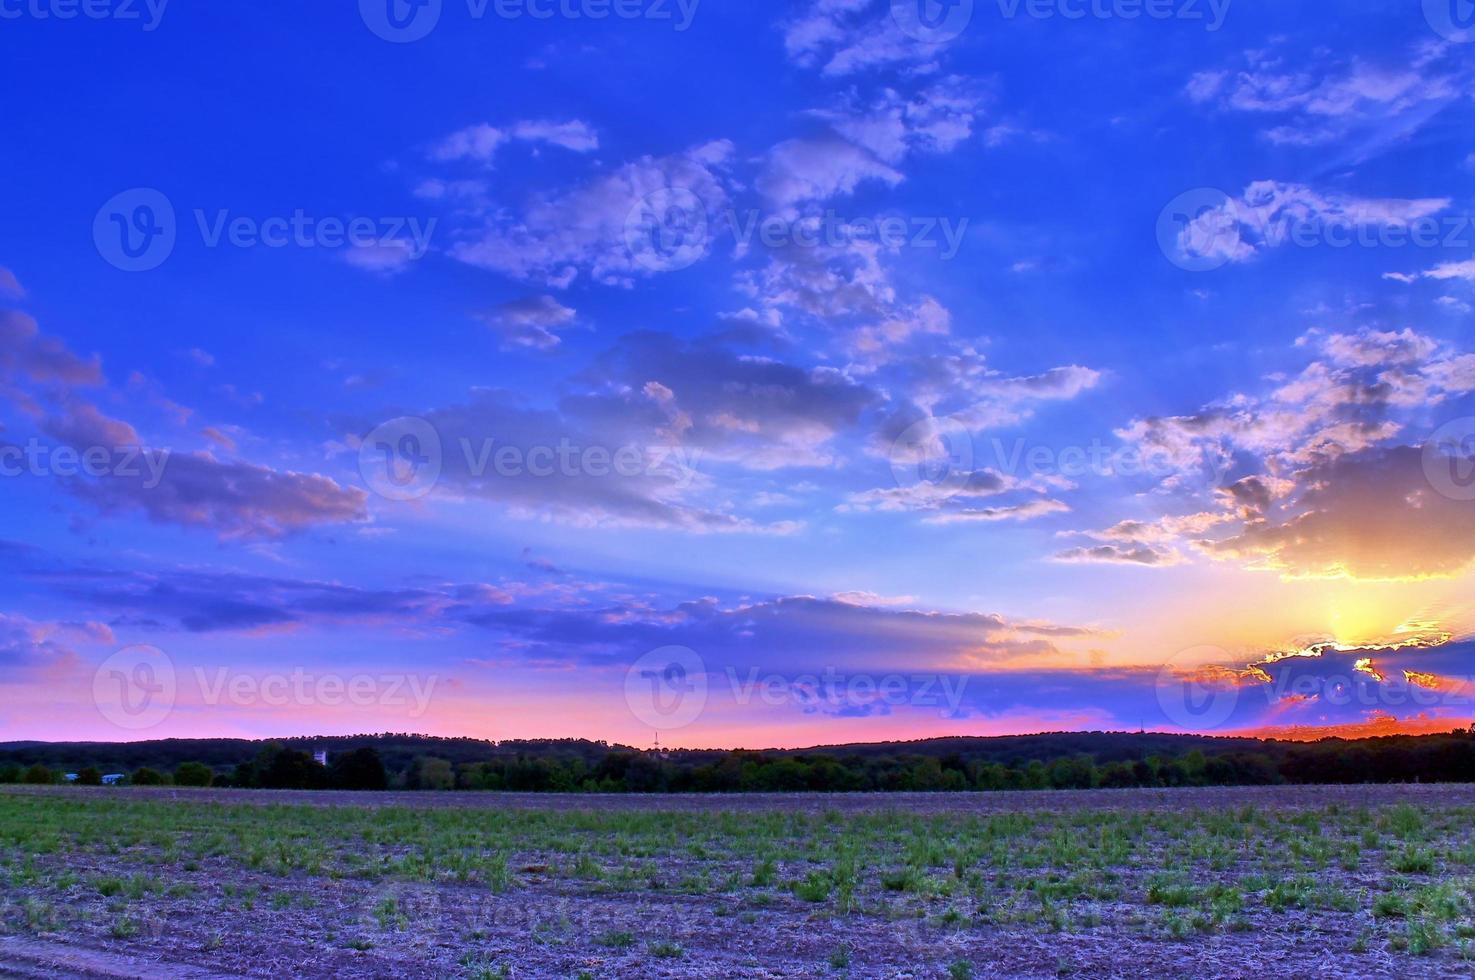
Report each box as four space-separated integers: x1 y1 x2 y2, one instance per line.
757 138 903 209
429 119 599 164
1186 44 1467 155
446 141 735 287
782 0 953 76
342 240 419 276
1169 181 1448 269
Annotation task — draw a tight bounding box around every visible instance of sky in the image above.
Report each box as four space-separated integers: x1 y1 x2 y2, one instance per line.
2 0 1475 748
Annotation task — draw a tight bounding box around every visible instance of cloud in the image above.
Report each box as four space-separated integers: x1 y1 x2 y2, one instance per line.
830 590 917 607
506 119 600 152
923 498 1069 524
841 469 1026 512
738 236 899 323
41 402 141 448
464 592 1091 673
445 141 735 287
783 0 956 76
757 138 903 209
30 564 466 634
0 302 370 542
342 241 419 276
6 544 1092 678
1116 328 1475 487
477 295 578 350
0 267 23 298
1313 327 1439 368
1414 259 1475 282
1054 543 1181 566
0 310 103 390
68 452 369 541
757 78 981 210
1156 638 1475 737
886 352 1102 431
1199 446 1475 580
358 382 802 532
1098 329 1475 580
842 469 1067 526
1054 512 1232 568
1167 181 1449 269
570 330 880 470
429 119 599 164
812 79 981 164
1185 43 1467 157
0 612 111 671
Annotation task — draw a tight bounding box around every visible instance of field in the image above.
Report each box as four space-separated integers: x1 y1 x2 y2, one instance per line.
4 786 1475 977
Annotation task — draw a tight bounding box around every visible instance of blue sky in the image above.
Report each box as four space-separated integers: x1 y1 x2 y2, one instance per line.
2 0 1475 746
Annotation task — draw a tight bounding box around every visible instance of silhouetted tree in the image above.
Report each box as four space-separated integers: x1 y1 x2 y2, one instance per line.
330 747 388 791
23 764 54 784
174 762 214 787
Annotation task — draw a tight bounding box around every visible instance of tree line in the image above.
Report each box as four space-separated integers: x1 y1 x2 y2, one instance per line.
7 728 1475 792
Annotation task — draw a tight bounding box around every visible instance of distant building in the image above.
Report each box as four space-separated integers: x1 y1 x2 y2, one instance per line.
65 772 125 785
312 750 329 767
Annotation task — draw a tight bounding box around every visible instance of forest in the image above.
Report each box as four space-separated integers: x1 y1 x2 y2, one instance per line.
5 729 1475 792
